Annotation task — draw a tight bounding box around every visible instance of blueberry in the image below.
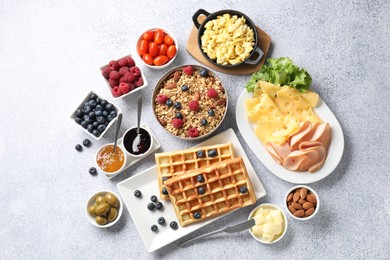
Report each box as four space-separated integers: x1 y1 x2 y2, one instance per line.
208 109 215 116
173 101 181 110
105 103 114 111
82 139 91 147
95 97 101 103
97 124 106 133
197 186 205 195
162 177 170 183
90 93 97 100
92 121 99 128
92 129 100 137
75 144 82 152
87 124 94 133
170 221 178 230
100 99 107 106
95 110 103 117
83 106 92 114
196 175 205 183
162 188 168 195
75 117 82 125
199 68 208 77
134 190 142 198
175 112 183 119
81 121 88 129
158 217 165 225
200 119 208 126
147 203 155 211
196 150 205 158
96 116 105 124
102 111 109 118
88 111 95 118
83 114 89 120
88 100 97 108
166 99 173 107
207 149 218 157
151 225 158 232
104 121 109 126
181 85 189 92
110 111 117 118
84 116 92 124
151 195 158 202
95 105 103 112
155 202 163 210
239 186 248 194
75 109 83 117
193 212 201 219
89 167 97 175
107 115 113 122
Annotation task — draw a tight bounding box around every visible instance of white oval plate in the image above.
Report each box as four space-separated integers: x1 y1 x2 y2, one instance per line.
236 89 344 184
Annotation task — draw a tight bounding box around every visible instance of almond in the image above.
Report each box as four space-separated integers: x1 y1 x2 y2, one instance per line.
298 199 307 204
214 98 226 106
287 193 293 202
300 188 308 199
218 84 225 93
293 192 300 203
209 76 215 83
193 91 200 101
166 83 176 89
158 118 166 126
291 202 303 210
173 71 180 82
288 205 296 213
293 210 305 218
307 194 317 204
303 202 314 210
305 208 315 216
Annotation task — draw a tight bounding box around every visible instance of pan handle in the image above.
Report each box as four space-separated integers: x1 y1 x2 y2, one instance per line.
192 9 210 29
245 46 264 65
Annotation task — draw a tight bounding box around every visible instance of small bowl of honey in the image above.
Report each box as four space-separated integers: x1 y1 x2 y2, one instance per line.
96 144 127 176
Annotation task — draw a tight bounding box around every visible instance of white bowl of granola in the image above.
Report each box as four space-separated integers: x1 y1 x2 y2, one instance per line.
152 65 228 140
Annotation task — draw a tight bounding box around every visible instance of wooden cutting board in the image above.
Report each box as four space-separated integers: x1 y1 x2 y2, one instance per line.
186 15 271 75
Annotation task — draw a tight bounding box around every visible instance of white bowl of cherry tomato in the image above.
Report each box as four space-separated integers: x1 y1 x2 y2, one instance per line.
137 28 178 69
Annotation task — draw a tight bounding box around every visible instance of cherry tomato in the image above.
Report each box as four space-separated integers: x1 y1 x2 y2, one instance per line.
153 55 169 66
154 29 165 44
142 54 153 65
164 35 174 46
159 44 168 56
167 45 177 59
143 31 154 42
149 42 159 57
139 39 149 56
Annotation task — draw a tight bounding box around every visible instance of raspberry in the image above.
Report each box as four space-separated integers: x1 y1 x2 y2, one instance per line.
171 118 183 129
112 86 122 97
188 100 199 111
188 128 199 138
123 72 135 83
157 94 168 104
119 77 126 83
135 76 143 87
130 66 141 77
102 66 112 79
109 70 121 80
119 66 129 76
108 79 118 88
183 66 193 75
127 56 135 67
128 83 136 91
207 88 218 98
118 57 128 67
109 60 120 70
119 83 130 94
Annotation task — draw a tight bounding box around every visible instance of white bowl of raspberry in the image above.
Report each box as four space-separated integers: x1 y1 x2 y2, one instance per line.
100 54 148 100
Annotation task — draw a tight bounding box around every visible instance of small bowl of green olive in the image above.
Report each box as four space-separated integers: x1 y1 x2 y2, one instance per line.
86 190 123 228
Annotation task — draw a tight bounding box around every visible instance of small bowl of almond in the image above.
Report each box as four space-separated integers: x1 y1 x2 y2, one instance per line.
285 185 320 220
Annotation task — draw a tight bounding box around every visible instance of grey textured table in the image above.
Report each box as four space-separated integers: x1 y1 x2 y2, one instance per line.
1 0 389 259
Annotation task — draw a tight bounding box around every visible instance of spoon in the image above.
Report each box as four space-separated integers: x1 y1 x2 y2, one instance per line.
113 113 122 152
132 96 142 152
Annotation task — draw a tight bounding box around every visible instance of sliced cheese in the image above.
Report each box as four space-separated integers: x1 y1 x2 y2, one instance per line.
300 90 319 107
259 80 281 98
244 97 259 113
247 93 282 123
255 116 300 144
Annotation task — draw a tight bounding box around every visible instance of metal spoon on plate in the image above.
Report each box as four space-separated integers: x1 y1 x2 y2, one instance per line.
132 96 142 152
113 113 122 152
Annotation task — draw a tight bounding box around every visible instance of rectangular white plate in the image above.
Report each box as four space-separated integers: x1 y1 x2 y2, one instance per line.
117 128 266 252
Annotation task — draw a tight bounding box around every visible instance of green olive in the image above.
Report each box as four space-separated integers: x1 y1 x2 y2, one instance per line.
95 202 110 216
95 196 106 205
107 207 118 222
88 205 97 217
105 193 119 207
95 216 107 225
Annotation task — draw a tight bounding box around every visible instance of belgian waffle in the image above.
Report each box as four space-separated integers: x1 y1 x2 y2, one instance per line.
164 157 256 226
155 143 235 200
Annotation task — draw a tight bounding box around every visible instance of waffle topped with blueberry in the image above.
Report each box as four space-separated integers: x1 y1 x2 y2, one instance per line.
155 143 234 200
164 157 256 226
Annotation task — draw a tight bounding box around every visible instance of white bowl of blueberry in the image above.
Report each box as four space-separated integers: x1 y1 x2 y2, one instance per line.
70 91 121 140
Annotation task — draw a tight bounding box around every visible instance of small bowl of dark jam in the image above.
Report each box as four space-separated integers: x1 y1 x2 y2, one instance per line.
122 127 153 157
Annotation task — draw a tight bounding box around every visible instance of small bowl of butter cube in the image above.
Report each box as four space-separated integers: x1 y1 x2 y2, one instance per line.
248 203 288 244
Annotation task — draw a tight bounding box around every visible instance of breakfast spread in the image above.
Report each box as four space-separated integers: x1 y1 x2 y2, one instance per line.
251 206 285 242
201 13 255 65
96 145 125 173
164 157 256 226
155 143 235 200
88 192 120 226
153 65 227 138
286 187 318 218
